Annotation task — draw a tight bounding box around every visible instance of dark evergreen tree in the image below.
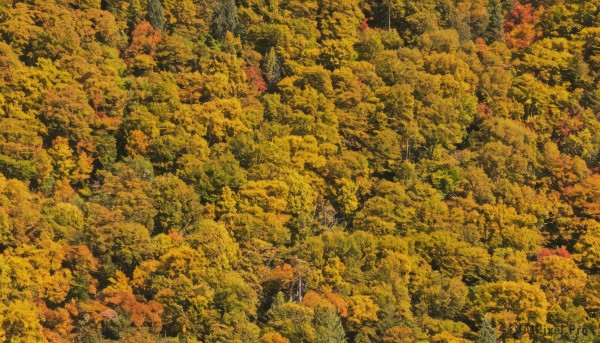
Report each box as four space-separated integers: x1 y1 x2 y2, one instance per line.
485 0 504 43
212 0 238 40
315 307 347 343
146 0 165 31
476 316 497 343
263 47 281 92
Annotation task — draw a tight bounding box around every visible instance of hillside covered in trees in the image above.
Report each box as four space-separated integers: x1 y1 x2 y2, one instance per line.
1 0 600 342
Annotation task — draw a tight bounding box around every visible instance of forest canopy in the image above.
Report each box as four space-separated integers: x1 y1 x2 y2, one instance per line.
0 0 599 342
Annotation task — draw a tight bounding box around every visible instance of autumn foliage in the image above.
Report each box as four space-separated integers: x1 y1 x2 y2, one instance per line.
0 0 599 342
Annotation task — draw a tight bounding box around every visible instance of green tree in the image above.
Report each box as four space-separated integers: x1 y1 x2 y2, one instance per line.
212 0 238 40
314 307 347 343
485 0 504 43
264 47 282 92
475 316 496 343
146 0 165 31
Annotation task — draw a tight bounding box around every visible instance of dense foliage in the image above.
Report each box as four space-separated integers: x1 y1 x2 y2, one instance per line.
0 0 599 342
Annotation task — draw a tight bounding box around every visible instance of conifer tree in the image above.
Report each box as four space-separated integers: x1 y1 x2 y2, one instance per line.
263 47 281 92
212 0 238 40
485 0 504 43
476 316 497 343
315 307 347 343
146 0 165 31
